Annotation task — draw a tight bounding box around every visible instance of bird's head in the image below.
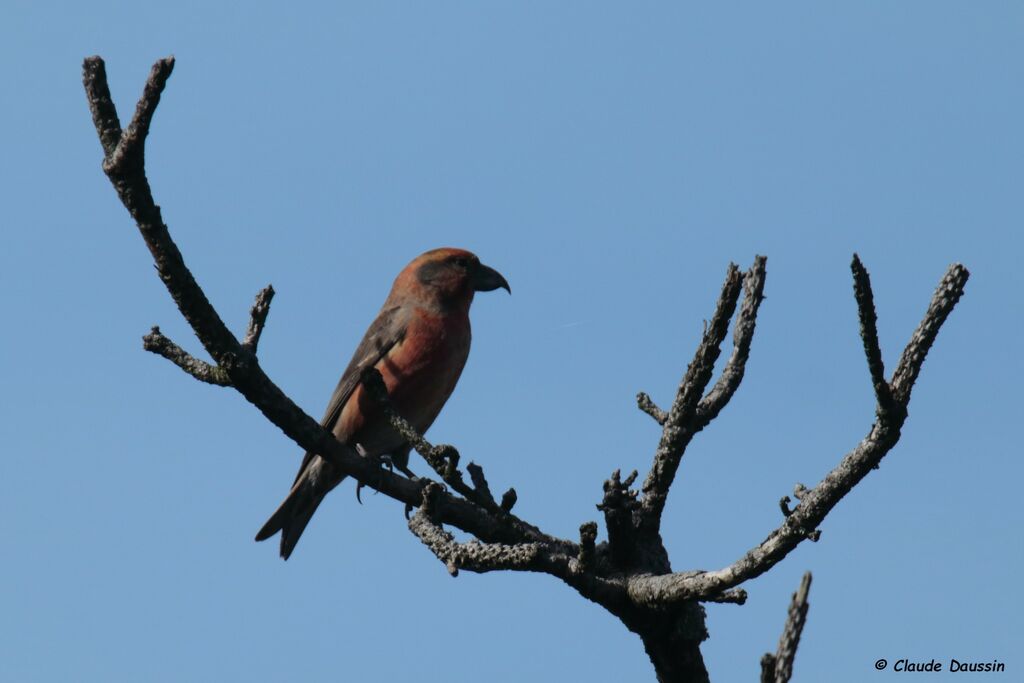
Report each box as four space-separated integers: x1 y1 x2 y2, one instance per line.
394 248 510 312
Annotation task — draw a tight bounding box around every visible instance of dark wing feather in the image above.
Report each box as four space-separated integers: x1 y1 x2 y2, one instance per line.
291 304 407 484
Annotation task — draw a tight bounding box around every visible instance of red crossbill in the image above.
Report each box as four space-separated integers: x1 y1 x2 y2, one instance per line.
255 248 510 559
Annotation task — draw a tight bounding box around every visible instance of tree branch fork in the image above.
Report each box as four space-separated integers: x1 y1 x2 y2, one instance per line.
84 55 969 683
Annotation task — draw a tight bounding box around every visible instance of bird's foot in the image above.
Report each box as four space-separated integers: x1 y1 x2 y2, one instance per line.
355 454 418 503
378 453 418 480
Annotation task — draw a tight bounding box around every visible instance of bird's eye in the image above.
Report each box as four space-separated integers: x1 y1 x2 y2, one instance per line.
453 257 470 268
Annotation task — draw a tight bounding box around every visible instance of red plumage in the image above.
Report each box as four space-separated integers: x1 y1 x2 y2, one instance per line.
255 248 509 559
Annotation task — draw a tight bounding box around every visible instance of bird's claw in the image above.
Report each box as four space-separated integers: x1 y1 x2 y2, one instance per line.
379 453 418 480
355 453 417 504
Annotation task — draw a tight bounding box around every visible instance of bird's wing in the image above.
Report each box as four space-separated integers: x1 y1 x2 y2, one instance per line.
292 304 407 485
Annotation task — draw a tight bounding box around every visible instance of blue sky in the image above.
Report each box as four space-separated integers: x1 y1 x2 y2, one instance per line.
2 2 1021 681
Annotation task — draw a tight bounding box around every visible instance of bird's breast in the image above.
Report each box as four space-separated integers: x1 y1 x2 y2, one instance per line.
340 310 471 456
386 312 471 419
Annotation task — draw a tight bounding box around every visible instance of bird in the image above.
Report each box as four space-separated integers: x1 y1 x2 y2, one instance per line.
255 247 510 559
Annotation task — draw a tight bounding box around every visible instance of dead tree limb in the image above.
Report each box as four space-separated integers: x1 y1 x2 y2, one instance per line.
242 285 275 353
761 572 813 683
623 258 969 608
82 55 570 558
85 56 968 683
142 326 231 386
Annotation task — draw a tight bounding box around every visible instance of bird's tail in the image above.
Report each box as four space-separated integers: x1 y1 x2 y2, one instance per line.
255 458 344 560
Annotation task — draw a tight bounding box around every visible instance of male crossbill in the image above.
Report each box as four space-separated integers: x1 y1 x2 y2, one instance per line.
255 248 510 559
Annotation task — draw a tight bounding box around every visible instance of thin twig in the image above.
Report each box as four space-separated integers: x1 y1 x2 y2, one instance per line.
104 57 176 174
242 285 275 353
706 588 747 605
466 462 497 507
142 326 231 386
761 572 812 683
82 58 122 156
696 255 767 427
500 488 518 513
636 392 667 424
890 264 970 404
851 254 894 409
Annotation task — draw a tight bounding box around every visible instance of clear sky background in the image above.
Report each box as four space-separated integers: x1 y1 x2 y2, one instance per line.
2 2 1021 682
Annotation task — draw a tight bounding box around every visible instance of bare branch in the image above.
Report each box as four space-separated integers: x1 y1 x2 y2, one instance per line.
87 57 970 683
761 572 812 683
142 326 231 386
598 469 641 565
408 498 626 608
640 263 744 531
360 367 512 515
83 55 240 359
104 57 176 174
760 654 777 683
82 57 122 157
851 254 894 409
695 255 767 427
500 488 518 513
624 261 968 605
83 56 571 558
408 488 626 613
360 367 441 461
409 483 560 577
636 392 667 424
466 462 497 507
890 263 970 404
242 285 275 353
635 257 765 535
706 588 747 605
